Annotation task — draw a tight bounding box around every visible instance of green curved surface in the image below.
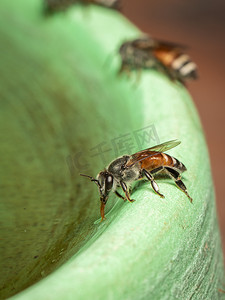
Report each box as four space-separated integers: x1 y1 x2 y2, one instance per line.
0 0 224 299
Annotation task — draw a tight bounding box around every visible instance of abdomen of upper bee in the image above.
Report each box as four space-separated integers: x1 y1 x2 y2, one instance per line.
154 48 198 80
153 48 177 68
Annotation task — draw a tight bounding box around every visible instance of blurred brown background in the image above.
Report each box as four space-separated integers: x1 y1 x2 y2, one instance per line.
122 0 225 258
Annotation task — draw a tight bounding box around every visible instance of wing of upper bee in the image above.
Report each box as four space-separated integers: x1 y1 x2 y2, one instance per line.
133 37 187 52
125 140 181 167
132 37 158 50
154 40 188 51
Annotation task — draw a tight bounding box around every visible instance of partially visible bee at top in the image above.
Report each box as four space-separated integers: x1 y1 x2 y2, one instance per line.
81 140 192 221
44 0 121 14
119 36 198 83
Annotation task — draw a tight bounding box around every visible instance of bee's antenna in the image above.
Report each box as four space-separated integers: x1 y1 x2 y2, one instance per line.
80 174 101 189
80 174 94 180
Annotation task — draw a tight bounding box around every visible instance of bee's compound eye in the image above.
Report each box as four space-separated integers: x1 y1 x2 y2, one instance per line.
105 175 113 192
107 175 113 183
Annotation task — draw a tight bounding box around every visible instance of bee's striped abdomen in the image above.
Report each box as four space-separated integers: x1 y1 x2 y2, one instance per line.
162 153 187 173
171 54 198 80
135 150 187 174
154 47 198 80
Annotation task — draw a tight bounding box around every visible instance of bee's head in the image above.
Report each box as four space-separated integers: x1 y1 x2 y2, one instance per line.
96 171 114 203
80 171 114 221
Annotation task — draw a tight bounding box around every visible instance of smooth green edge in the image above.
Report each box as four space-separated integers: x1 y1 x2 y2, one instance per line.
0 0 223 299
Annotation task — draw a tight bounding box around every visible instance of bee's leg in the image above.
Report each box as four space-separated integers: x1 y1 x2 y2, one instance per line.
119 64 131 77
120 181 135 202
143 168 165 198
115 190 126 202
133 68 142 86
164 167 193 203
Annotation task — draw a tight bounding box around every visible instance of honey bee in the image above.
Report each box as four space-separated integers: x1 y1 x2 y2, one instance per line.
44 0 120 13
81 140 192 221
119 36 198 82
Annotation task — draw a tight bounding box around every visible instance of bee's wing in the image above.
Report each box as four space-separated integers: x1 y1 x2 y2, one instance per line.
132 36 158 50
140 139 181 153
133 37 187 51
125 140 181 167
154 40 188 51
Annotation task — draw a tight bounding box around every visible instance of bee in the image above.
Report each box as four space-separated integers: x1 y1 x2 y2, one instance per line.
119 36 198 82
44 0 120 13
81 140 192 221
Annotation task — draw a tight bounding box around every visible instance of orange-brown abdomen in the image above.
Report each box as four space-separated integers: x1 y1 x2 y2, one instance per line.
140 152 175 170
153 47 179 68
